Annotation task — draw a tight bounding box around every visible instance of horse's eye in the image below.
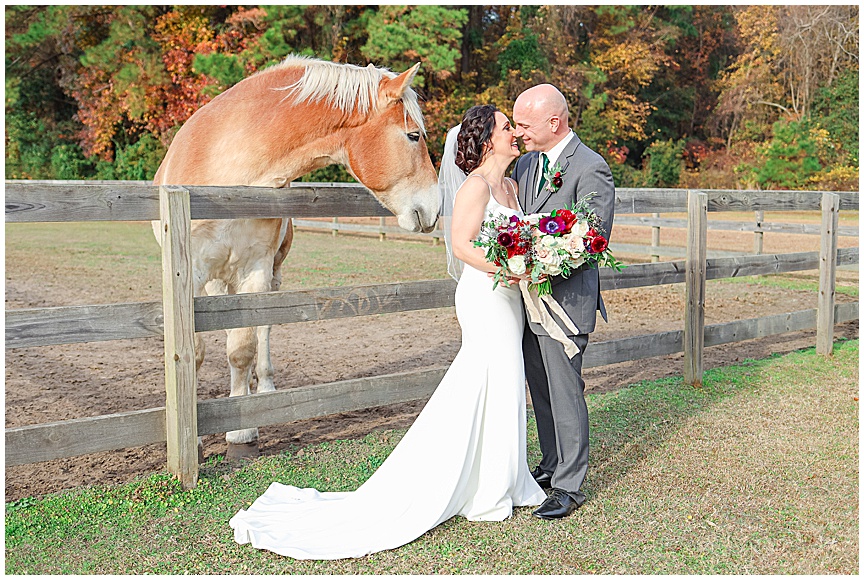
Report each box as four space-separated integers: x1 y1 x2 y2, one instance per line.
407 132 421 142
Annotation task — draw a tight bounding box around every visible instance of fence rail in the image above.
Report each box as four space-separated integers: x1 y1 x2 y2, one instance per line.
6 248 859 349
5 182 859 489
292 215 858 244
6 181 859 223
6 300 857 468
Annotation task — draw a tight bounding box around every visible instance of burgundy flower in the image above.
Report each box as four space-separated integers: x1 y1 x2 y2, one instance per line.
539 216 566 235
497 231 515 247
589 235 608 253
552 172 563 188
509 215 520 224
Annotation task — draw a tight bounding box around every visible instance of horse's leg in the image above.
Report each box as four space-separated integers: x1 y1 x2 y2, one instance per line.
254 220 293 394
193 273 216 464
255 326 275 394
225 268 272 458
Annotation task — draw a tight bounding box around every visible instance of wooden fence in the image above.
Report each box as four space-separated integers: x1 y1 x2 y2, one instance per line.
295 209 858 262
5 182 859 489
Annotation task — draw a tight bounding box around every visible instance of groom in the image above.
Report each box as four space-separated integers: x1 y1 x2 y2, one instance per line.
511 84 615 520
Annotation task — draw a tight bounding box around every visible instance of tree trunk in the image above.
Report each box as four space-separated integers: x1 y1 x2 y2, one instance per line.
459 5 484 88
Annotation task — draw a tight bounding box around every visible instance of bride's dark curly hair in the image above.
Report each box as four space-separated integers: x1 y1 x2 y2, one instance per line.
455 105 498 175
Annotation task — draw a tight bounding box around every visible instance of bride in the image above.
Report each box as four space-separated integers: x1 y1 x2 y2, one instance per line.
229 105 546 560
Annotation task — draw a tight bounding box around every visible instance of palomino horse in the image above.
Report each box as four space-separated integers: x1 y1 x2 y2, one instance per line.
153 55 439 458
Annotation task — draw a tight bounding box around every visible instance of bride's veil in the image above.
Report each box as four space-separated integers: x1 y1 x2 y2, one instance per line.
438 124 466 281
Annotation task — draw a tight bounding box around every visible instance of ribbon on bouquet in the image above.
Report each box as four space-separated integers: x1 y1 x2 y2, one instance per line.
518 281 582 358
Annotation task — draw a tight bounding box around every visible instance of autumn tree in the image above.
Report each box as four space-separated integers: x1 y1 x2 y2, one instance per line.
5 5 858 188
714 5 858 144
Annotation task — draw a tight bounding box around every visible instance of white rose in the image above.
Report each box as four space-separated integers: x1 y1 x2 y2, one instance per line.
573 219 590 238
508 254 527 276
536 244 563 276
563 231 586 257
540 234 560 248
566 253 585 269
540 261 563 277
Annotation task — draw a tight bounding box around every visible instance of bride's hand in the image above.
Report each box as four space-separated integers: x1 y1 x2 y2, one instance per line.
487 272 546 285
519 273 547 284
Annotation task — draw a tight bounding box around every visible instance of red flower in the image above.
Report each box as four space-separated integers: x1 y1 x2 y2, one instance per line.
557 209 575 222
507 235 528 257
497 231 515 248
552 172 563 188
556 209 578 232
589 235 608 253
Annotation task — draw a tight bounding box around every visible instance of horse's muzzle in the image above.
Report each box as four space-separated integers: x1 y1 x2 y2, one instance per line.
390 183 440 233
397 210 437 234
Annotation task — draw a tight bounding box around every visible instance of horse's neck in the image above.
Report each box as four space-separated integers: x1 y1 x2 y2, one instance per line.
156 65 367 188
253 69 363 185
269 140 349 188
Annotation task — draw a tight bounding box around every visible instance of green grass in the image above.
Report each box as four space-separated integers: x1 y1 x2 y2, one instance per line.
6 340 858 574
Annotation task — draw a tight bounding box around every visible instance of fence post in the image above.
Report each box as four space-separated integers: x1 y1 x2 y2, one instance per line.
816 192 840 355
379 217 386 241
159 185 199 490
753 210 764 255
684 190 707 386
331 217 339 237
651 212 660 262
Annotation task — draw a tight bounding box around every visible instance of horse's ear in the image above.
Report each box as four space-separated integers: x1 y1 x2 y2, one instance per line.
379 62 421 104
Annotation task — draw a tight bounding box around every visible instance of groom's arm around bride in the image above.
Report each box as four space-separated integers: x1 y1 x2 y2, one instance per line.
511 83 616 520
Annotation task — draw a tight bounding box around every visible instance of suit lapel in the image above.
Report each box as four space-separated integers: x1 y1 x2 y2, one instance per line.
532 135 582 211
521 152 539 213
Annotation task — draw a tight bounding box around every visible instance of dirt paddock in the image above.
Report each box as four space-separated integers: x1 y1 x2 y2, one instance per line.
5 267 858 501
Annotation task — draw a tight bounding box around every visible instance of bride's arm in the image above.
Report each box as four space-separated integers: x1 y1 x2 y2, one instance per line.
450 177 499 274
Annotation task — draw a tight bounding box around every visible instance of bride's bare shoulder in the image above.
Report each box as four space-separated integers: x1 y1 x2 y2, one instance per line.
453 176 491 213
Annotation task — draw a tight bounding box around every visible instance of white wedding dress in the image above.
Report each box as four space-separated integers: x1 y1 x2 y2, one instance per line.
229 193 546 560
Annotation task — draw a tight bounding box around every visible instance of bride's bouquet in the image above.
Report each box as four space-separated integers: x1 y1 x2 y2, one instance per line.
473 194 624 295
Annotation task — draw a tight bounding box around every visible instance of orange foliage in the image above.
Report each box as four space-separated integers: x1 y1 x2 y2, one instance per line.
148 11 219 139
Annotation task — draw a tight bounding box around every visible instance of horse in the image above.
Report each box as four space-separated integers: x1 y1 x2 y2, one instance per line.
152 55 440 459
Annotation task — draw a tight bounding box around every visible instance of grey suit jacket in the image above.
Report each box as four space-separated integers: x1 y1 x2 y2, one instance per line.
512 133 616 335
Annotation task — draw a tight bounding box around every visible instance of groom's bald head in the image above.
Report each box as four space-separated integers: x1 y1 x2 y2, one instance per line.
515 84 569 121
513 84 570 152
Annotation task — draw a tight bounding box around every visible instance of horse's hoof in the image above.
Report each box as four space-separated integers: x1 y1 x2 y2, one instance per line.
226 442 259 460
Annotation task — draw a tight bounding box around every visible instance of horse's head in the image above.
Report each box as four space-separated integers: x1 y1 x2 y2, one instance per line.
343 64 440 233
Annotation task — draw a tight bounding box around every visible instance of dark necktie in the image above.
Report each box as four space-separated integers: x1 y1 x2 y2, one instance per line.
536 153 549 198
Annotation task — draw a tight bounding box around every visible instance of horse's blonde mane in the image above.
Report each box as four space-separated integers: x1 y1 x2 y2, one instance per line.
268 55 425 133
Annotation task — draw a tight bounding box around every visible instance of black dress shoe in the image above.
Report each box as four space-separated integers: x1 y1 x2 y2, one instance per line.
532 489 580 520
531 466 552 489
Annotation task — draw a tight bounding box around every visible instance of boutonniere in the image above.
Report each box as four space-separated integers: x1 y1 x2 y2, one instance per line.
544 162 565 192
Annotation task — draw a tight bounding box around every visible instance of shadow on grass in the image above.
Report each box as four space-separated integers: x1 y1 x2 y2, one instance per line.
568 339 856 500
